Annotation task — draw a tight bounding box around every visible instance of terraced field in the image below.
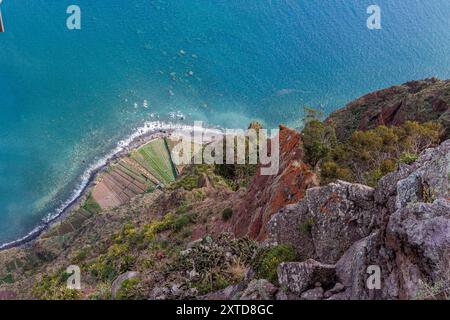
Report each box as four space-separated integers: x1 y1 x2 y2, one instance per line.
130 138 177 187
39 138 179 240
42 194 101 239
92 138 177 210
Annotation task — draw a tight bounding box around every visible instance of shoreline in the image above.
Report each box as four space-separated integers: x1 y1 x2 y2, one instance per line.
0 120 227 251
0 123 181 251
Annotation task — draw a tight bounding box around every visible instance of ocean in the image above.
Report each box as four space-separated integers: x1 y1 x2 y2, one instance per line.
0 0 449 245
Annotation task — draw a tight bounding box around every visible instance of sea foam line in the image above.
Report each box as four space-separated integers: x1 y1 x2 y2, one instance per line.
0 120 222 250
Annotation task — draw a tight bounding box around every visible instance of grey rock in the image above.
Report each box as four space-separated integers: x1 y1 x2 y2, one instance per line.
240 279 278 300
150 286 170 300
395 140 450 209
385 199 450 299
374 164 414 205
278 259 336 294
275 290 289 300
171 283 182 297
269 181 379 264
324 282 346 298
267 140 450 300
301 287 324 300
200 284 239 300
306 181 378 263
335 233 380 300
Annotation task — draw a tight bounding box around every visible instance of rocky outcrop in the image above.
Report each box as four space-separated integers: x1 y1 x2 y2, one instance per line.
239 279 278 300
278 260 336 294
327 78 450 141
268 181 378 264
232 126 318 240
268 140 450 300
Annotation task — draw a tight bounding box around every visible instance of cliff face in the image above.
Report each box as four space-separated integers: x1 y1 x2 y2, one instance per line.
231 126 318 240
0 79 448 301
268 140 450 300
327 78 450 141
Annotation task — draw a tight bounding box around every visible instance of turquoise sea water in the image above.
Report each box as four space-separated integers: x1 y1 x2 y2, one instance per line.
0 0 450 245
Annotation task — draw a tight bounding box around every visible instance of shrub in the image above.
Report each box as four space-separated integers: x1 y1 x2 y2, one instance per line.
143 214 175 241
222 208 233 221
171 234 257 294
116 278 144 300
72 247 90 264
88 283 112 300
82 194 102 214
32 269 80 300
302 120 337 167
173 213 197 232
399 152 419 165
89 243 135 282
320 161 354 185
253 245 297 283
0 274 14 285
298 218 315 236
214 128 261 191
313 121 442 186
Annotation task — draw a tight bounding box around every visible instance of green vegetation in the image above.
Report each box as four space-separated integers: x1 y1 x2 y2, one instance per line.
82 194 102 215
32 269 80 300
88 243 135 282
0 273 14 285
171 174 200 191
169 164 228 191
214 123 264 191
252 245 297 283
302 120 337 167
302 117 442 186
399 152 419 165
222 208 233 221
173 213 198 232
116 278 144 300
131 138 177 186
72 247 91 264
172 234 257 295
87 208 198 283
44 194 101 238
88 283 112 300
298 218 315 236
20 249 57 273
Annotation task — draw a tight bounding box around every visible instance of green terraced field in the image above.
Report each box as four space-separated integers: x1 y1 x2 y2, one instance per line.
43 195 101 238
43 138 179 239
132 138 177 186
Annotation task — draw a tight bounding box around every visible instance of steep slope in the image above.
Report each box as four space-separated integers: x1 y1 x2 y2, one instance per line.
92 138 177 210
267 140 450 300
231 126 318 240
0 79 449 300
326 78 450 141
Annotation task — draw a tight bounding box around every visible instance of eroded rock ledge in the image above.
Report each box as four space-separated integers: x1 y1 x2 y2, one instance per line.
265 140 450 300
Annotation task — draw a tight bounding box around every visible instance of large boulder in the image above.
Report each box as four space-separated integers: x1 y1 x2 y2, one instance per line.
385 199 450 299
268 181 379 264
382 140 450 299
239 279 278 300
277 259 336 295
395 140 450 209
334 232 381 300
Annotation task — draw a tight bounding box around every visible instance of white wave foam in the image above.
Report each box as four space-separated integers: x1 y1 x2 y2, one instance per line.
0 120 222 250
